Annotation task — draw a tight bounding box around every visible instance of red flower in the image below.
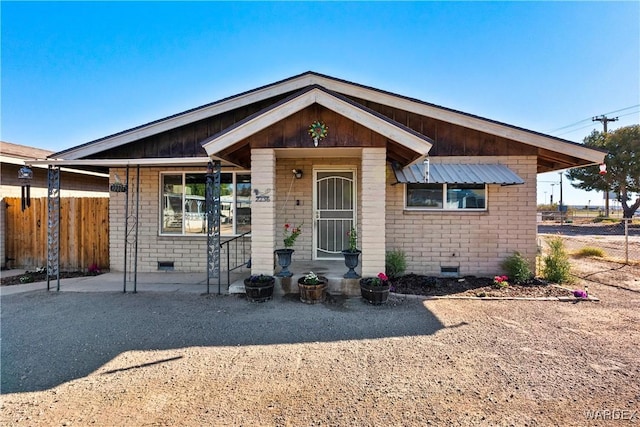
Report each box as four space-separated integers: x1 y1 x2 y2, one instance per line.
283 223 303 248
378 272 388 281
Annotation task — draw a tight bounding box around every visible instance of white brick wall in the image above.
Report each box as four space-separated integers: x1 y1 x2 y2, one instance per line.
274 155 362 261
109 166 250 273
107 154 538 279
250 149 276 275
385 156 538 276
361 148 386 276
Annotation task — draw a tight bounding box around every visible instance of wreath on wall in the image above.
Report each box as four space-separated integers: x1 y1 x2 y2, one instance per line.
308 121 328 146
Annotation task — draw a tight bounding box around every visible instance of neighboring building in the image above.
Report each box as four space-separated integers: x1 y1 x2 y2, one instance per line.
1 141 109 269
1 141 109 198
32 72 605 281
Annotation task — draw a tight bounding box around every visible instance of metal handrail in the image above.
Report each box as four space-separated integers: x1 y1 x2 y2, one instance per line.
220 230 251 288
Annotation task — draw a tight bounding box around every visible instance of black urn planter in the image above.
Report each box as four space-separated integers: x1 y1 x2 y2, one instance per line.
341 250 361 279
244 276 275 302
360 278 390 305
275 249 294 277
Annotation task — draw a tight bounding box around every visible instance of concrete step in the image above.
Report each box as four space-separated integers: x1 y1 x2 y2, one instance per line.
229 273 361 297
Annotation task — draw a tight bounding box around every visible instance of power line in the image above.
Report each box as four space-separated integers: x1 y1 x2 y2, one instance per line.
546 104 640 134
602 104 640 116
545 118 592 133
554 110 640 137
554 123 600 137
616 110 640 120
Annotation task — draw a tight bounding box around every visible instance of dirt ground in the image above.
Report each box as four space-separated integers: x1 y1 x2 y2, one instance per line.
2 251 639 426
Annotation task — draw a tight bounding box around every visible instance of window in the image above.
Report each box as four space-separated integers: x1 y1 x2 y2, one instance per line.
161 172 251 235
406 183 486 210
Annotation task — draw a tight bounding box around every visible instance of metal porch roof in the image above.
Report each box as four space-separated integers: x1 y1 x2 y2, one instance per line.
393 162 525 185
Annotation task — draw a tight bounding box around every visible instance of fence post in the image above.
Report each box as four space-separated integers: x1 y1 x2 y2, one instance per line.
624 218 629 265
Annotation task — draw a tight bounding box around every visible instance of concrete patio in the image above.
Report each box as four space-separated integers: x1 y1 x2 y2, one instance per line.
0 260 361 296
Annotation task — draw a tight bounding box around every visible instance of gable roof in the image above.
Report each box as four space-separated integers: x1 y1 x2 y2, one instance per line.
201 84 432 161
1 141 53 161
50 71 605 171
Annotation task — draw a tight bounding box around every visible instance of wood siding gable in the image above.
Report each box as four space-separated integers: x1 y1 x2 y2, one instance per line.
51 71 604 172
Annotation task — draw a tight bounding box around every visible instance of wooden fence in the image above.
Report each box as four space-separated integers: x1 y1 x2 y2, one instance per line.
4 197 109 271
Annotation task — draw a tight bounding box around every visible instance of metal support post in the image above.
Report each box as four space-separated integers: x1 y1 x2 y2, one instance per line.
46 166 61 291
133 165 140 293
123 166 129 293
206 160 221 294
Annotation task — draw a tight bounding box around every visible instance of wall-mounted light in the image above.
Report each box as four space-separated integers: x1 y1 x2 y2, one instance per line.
292 169 303 179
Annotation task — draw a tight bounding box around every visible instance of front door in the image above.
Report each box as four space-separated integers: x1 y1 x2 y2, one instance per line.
313 169 356 259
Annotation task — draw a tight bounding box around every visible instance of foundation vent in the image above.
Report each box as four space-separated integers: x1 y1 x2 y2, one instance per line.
158 261 175 271
440 266 460 277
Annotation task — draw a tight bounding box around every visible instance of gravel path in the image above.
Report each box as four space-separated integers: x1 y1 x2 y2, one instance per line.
2 281 639 426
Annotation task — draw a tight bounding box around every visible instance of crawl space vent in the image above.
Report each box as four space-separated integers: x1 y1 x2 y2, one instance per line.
157 261 175 271
440 266 459 277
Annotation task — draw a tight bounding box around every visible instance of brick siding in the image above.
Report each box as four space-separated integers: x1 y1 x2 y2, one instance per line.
385 156 538 276
107 155 537 278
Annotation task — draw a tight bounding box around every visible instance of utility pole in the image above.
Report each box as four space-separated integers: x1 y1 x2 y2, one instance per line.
559 172 564 225
592 115 618 217
592 115 618 133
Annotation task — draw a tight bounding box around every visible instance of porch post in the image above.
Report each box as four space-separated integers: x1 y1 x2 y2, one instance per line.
361 147 386 277
250 149 276 275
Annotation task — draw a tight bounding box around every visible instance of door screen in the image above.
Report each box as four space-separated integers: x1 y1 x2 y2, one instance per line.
315 171 355 259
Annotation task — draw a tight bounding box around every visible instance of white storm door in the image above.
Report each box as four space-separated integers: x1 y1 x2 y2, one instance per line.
314 170 356 260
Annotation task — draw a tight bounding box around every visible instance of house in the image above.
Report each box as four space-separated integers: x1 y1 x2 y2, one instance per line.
32 72 605 288
0 141 109 199
1 141 109 269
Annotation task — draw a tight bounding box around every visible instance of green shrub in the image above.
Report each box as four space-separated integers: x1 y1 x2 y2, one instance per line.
593 217 619 224
574 247 605 258
542 237 572 284
501 252 533 284
19 274 35 284
385 249 407 279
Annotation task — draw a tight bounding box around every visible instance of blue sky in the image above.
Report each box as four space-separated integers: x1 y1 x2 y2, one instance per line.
2 1 639 206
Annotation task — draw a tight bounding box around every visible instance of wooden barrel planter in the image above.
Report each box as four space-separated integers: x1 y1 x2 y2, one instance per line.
244 276 275 303
297 276 328 304
360 279 390 305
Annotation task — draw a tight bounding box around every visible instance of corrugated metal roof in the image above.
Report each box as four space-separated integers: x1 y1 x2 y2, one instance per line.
393 163 524 185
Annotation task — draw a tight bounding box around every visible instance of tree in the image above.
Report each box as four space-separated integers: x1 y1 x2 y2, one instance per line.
566 125 640 219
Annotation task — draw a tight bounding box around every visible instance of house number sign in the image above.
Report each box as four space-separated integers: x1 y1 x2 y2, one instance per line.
253 188 271 202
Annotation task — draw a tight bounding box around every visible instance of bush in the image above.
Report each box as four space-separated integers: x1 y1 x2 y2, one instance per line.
19 274 35 284
501 252 532 284
542 237 572 284
574 247 605 258
385 249 407 279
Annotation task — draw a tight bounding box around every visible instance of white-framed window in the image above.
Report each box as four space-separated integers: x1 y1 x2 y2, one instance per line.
406 183 486 210
160 172 251 236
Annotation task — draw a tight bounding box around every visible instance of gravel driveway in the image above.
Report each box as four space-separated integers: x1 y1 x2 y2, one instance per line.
2 283 639 426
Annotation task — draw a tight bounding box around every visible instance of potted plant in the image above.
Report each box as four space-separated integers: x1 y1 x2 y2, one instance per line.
275 223 302 277
341 226 361 278
360 272 390 305
243 274 276 302
297 271 328 304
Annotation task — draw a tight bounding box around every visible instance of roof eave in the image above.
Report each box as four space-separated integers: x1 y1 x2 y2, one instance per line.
202 86 432 159
51 71 604 169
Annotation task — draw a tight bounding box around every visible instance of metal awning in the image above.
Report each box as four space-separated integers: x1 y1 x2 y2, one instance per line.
393 162 524 185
